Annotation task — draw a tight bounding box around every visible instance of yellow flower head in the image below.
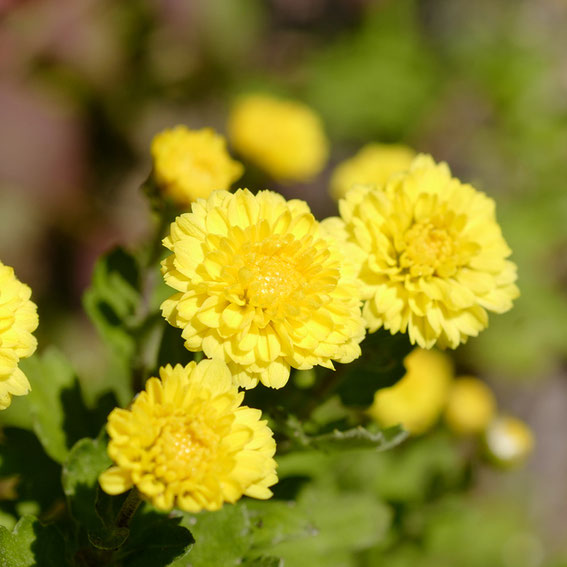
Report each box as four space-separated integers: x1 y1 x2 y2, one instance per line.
151 126 243 206
445 376 496 435
323 154 519 349
161 189 365 389
484 415 534 467
227 94 329 181
330 143 415 201
368 348 453 435
0 261 38 410
99 360 277 513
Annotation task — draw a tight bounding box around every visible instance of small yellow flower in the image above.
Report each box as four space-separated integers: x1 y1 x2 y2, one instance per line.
227 94 329 181
330 143 415 200
368 348 453 435
0 261 38 410
445 377 496 435
99 360 277 513
484 416 534 467
151 126 243 206
323 154 519 349
161 188 365 389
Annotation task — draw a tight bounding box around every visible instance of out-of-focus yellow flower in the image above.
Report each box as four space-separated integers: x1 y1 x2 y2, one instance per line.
161 188 365 389
484 416 534 467
227 94 329 181
368 348 453 435
330 143 415 200
99 360 277 512
151 126 243 206
445 377 496 435
0 261 38 410
323 154 519 349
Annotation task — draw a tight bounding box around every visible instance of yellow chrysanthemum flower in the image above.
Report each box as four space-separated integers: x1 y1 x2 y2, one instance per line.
161 188 365 389
323 154 519 349
0 261 38 410
151 126 243 206
99 360 277 513
445 376 496 435
227 94 329 181
368 348 453 435
330 143 415 200
485 416 534 467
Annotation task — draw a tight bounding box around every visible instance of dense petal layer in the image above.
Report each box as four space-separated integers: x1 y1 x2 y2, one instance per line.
324 154 519 349
99 360 277 513
161 189 365 388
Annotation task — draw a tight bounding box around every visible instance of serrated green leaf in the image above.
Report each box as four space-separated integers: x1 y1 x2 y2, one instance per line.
118 509 194 567
18 348 96 463
82 246 141 360
179 503 252 567
0 515 66 567
283 415 407 454
62 436 111 533
308 425 408 453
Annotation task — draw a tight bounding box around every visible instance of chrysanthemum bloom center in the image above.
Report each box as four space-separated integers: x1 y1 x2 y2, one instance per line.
400 212 478 279
157 416 220 480
240 239 306 309
218 228 340 324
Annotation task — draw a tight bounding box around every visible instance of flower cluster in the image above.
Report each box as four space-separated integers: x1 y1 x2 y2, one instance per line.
98 114 525 516
324 154 519 349
99 360 277 512
160 188 365 389
228 94 329 181
0 261 38 410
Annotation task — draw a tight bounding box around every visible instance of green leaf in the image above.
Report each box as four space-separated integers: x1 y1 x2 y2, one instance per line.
62 436 112 533
247 499 318 549
19 348 97 463
0 516 66 567
307 425 408 453
283 415 408 454
266 486 391 567
179 503 252 567
119 509 194 567
82 246 141 361
337 330 413 407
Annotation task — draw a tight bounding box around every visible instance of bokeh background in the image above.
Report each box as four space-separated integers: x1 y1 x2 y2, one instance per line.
1 0 566 562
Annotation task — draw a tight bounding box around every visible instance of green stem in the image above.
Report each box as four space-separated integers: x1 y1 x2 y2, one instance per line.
116 488 143 528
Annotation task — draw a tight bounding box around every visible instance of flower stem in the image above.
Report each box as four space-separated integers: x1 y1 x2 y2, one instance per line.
116 488 143 528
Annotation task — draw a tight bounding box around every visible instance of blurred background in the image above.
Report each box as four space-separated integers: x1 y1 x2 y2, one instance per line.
1 0 566 563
